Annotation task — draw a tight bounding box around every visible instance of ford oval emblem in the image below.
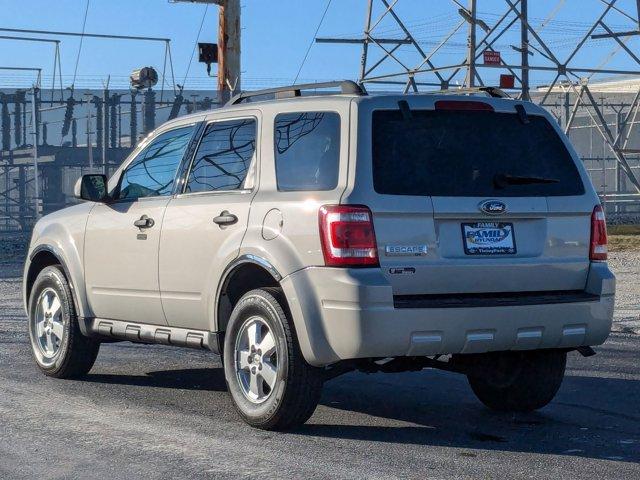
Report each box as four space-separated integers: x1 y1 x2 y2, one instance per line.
479 200 507 215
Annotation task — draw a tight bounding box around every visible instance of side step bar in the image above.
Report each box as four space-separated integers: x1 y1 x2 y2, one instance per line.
83 318 220 353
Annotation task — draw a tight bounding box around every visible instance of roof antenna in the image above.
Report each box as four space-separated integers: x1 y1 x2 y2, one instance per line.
398 100 412 121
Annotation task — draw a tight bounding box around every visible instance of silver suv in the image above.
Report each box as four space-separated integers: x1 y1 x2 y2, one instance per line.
23 81 615 430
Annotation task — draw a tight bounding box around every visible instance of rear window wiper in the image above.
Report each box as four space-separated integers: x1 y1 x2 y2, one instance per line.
494 173 560 189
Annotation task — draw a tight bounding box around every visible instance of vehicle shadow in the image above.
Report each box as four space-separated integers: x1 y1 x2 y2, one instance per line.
84 367 228 392
298 369 640 463
79 356 640 462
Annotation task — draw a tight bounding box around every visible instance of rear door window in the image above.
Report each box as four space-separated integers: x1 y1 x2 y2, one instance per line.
372 109 584 197
274 111 340 191
185 118 257 193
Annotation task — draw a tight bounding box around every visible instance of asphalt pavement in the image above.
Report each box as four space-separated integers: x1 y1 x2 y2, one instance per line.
0 260 638 479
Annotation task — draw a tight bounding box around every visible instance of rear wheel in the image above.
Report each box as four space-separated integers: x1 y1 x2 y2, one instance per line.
28 265 100 378
223 288 323 430
467 349 566 412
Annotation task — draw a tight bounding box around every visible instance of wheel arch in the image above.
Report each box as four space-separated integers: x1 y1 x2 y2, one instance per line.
24 245 88 332
26 246 68 303
215 255 283 336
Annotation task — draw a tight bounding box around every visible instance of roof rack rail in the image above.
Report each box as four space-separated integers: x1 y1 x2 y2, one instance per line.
226 80 367 106
427 86 511 99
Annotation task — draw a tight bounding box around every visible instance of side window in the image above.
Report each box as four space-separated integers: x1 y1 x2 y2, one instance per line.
185 118 257 193
116 125 195 200
274 111 340 191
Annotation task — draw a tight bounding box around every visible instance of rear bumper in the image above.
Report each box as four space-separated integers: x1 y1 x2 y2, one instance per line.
281 262 615 367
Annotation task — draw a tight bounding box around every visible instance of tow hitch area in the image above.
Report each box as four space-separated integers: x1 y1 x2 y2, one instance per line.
576 346 597 357
323 347 598 381
323 356 468 381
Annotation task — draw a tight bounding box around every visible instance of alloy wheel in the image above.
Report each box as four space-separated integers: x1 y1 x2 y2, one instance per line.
33 288 65 358
235 316 279 403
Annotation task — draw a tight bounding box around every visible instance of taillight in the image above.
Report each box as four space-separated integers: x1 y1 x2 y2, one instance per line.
319 205 379 267
590 205 608 261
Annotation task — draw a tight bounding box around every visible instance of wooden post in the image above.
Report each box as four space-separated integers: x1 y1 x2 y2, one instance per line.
465 0 477 88
520 0 530 101
218 0 241 104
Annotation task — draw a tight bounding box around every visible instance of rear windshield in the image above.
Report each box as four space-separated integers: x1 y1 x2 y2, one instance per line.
372 109 584 197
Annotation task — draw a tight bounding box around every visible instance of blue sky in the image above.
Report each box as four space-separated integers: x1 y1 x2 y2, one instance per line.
0 0 639 91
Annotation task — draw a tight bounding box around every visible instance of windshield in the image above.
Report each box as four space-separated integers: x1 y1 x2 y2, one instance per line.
372 109 584 197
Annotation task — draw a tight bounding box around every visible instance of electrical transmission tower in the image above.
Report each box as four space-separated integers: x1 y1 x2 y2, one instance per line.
317 0 640 193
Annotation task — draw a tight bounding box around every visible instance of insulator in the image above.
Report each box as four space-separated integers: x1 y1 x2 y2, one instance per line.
61 97 75 137
168 94 184 120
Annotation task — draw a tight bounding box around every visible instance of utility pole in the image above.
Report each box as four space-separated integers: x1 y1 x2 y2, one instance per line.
217 0 241 103
87 108 93 170
173 0 241 103
465 0 477 88
30 88 40 220
563 90 570 130
520 0 530 101
614 108 622 199
103 87 109 175
84 92 94 170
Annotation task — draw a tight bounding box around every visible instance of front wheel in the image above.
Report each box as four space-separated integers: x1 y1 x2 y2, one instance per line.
28 265 100 378
467 349 567 412
223 288 323 430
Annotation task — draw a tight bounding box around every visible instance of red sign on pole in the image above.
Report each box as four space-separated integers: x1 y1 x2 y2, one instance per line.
483 50 501 65
500 74 515 89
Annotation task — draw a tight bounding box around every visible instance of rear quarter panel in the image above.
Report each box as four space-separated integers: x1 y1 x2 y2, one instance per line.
239 97 353 280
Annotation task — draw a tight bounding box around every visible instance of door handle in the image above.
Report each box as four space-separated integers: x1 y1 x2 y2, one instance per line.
213 210 238 226
134 215 155 229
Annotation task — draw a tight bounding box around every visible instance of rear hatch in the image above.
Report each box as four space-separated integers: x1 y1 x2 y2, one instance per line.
351 96 595 296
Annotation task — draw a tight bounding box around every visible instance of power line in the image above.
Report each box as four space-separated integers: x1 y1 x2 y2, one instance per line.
182 4 210 88
294 0 332 84
72 0 91 89
0 27 169 42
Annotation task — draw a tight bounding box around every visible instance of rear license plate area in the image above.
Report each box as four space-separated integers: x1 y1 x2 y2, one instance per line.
462 222 516 255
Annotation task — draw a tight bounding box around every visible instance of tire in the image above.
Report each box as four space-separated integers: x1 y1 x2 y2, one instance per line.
223 288 323 430
467 349 566 412
28 265 100 378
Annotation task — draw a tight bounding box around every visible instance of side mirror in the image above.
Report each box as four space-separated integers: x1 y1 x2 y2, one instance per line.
74 174 109 202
